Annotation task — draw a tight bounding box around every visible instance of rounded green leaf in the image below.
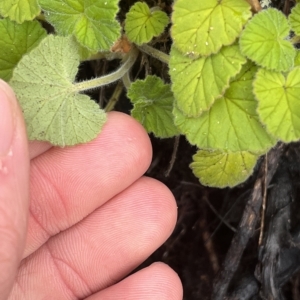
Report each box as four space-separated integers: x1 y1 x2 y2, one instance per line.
128 75 179 138
173 61 275 152
0 19 46 81
125 2 169 45
289 3 300 35
254 67 300 142
171 0 251 57
240 8 295 72
169 44 246 117
0 0 40 23
10 35 107 146
191 149 259 188
39 0 121 51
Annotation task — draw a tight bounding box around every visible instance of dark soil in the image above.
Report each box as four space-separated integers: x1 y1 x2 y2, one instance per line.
143 138 300 300
76 1 300 298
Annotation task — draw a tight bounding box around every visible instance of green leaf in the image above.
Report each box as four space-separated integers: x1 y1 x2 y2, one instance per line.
39 0 121 51
125 2 169 45
128 75 179 138
0 19 46 81
295 50 300 66
10 35 107 146
240 8 295 72
173 61 275 152
76 42 97 61
289 3 300 35
169 44 246 117
0 0 40 23
254 67 300 142
171 0 251 57
191 149 259 188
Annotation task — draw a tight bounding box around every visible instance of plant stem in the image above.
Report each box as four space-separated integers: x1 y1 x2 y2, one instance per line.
150 6 163 13
245 0 262 12
73 47 139 93
105 81 124 112
122 72 132 90
165 135 180 177
291 35 300 44
138 44 169 64
82 51 124 62
36 13 46 22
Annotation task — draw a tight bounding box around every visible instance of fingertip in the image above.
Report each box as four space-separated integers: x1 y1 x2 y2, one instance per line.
0 80 18 104
86 262 183 300
144 262 184 299
131 177 178 242
100 176 178 253
104 111 153 169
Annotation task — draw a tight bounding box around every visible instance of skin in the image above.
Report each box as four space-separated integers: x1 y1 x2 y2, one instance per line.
0 80 183 300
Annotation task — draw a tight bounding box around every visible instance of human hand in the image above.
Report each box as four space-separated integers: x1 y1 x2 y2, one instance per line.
0 80 183 300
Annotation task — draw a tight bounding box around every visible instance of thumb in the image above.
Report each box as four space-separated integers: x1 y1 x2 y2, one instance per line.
0 80 29 299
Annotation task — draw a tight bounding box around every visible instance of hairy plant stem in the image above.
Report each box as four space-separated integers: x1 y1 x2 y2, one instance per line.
105 81 124 112
122 72 132 90
138 44 169 64
82 51 123 62
73 47 139 93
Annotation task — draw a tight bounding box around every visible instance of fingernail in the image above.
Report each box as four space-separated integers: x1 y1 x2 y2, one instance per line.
0 88 15 156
